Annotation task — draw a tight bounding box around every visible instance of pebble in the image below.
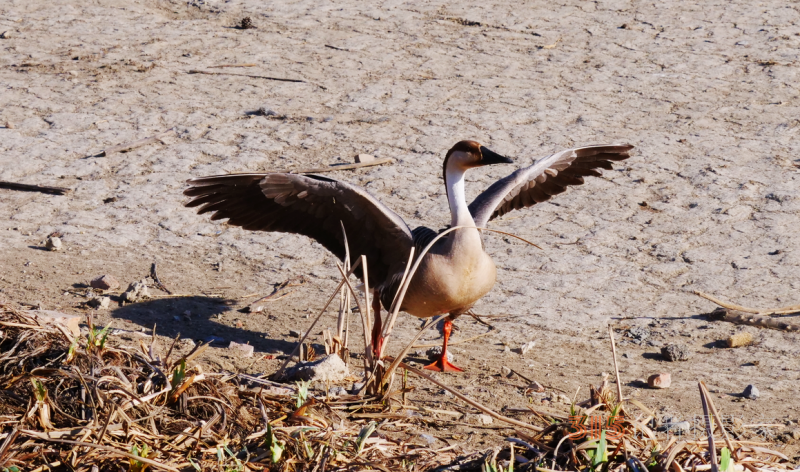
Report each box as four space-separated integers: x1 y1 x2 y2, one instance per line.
554 393 572 405
289 329 301 338
88 296 111 309
477 414 494 425
500 365 512 377
425 345 454 363
727 332 753 348
121 280 150 302
355 153 375 163
647 372 671 389
350 382 365 393
438 389 453 397
328 386 347 397
527 380 545 392
667 421 691 434
743 384 759 400
90 274 120 291
46 236 63 251
628 326 650 343
228 341 254 358
287 354 349 382
661 343 691 361
0 31 12 39
518 340 536 355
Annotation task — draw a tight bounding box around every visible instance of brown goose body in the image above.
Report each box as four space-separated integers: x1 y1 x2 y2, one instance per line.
184 140 633 371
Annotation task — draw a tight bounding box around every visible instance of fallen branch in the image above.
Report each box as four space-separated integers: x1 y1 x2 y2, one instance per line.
188 70 306 83
0 181 70 195
92 127 176 157
150 262 172 295
694 291 800 315
708 308 800 332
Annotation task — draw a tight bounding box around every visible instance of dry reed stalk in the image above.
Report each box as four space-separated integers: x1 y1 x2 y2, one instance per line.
694 291 800 315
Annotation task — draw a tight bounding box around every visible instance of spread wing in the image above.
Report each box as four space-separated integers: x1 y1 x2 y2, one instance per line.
184 173 414 285
468 144 634 228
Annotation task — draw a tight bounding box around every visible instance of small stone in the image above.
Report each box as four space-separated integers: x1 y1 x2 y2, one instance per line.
743 384 759 400
180 338 196 350
204 335 226 344
87 296 111 310
425 345 454 363
661 343 691 361
477 414 494 425
239 16 254 29
328 386 347 397
628 326 650 342
355 153 375 163
438 388 453 397
519 340 536 355
46 236 62 251
419 433 436 445
228 341 254 357
90 275 120 291
286 354 349 382
258 106 279 116
289 329 301 338
5 121 14 129
554 393 572 405
121 280 150 303
500 366 512 377
28 310 81 337
527 380 545 392
0 31 12 39
622 353 629 358
667 421 691 434
350 382 365 393
647 373 671 389
727 332 753 348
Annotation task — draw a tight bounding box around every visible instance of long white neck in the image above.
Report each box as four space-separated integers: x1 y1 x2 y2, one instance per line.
445 166 476 228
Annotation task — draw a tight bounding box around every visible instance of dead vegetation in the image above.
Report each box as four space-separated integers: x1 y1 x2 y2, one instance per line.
0 252 795 471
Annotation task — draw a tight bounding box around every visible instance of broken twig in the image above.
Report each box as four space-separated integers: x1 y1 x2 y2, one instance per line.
150 262 172 295
92 127 176 157
708 308 799 332
188 70 305 83
0 181 70 195
694 290 800 315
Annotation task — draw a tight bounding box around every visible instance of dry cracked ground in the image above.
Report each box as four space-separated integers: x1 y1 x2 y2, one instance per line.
1 0 799 458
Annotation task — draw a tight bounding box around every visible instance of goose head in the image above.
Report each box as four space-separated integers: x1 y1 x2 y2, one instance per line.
444 140 513 174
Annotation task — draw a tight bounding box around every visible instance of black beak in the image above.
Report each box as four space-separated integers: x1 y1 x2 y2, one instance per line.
479 146 513 165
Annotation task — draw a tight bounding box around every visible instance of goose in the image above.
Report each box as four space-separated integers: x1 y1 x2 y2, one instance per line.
184 141 633 371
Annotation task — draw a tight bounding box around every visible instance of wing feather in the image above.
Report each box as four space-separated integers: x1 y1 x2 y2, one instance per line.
468 144 634 227
184 173 414 285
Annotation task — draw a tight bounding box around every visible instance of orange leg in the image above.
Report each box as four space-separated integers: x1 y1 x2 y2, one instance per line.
424 319 464 372
371 291 383 360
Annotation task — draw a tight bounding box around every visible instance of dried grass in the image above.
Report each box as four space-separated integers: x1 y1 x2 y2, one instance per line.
0 269 794 472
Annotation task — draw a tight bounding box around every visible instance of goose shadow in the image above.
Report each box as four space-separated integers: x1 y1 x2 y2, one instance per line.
108 296 297 355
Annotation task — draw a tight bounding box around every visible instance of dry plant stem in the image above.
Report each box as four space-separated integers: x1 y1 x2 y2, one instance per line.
399 362 542 432
608 324 624 403
0 181 70 195
335 261 372 368
287 158 394 174
18 432 179 472
699 383 719 472
380 315 447 396
694 291 800 315
95 127 176 157
699 381 736 453
208 63 257 68
274 258 362 378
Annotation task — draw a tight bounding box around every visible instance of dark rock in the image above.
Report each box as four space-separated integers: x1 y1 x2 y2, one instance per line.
662 343 691 361
743 384 759 400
